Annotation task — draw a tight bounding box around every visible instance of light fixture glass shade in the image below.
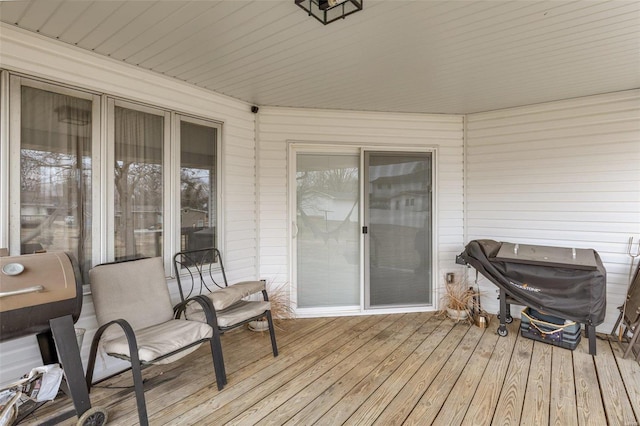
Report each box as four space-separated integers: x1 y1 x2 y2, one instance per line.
295 0 363 25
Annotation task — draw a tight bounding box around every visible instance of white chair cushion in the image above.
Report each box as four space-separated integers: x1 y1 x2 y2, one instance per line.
104 319 213 364
203 281 265 311
90 257 174 342
186 300 270 328
230 280 265 297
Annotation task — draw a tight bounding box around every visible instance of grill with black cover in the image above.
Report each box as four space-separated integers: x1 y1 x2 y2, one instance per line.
457 239 606 355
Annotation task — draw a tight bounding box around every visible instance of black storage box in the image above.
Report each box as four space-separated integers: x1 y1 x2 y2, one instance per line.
520 307 581 350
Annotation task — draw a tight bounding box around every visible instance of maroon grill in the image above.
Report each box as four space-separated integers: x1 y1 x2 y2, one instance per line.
0 251 82 342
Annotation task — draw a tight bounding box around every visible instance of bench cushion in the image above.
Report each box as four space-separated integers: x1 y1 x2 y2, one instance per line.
104 319 213 364
186 300 270 328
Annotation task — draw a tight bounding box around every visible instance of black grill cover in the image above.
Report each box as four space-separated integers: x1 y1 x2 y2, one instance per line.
459 240 606 326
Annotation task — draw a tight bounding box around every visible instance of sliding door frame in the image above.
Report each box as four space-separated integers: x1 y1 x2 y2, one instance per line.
363 149 435 309
289 141 439 317
289 143 362 317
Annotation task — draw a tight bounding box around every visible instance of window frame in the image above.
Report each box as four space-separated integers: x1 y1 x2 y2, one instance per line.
5 73 224 279
106 98 171 269
8 75 102 273
173 113 223 271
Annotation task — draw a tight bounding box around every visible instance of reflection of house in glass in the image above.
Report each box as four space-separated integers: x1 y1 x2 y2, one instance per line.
370 169 430 212
20 168 81 228
181 207 207 228
114 205 162 231
20 203 55 228
301 190 357 223
113 204 163 259
367 156 433 306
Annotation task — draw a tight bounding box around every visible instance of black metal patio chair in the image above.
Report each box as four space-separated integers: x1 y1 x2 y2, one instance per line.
85 257 224 426
172 247 278 389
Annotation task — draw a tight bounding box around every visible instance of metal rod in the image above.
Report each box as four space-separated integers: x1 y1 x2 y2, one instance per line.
619 236 640 341
626 236 640 291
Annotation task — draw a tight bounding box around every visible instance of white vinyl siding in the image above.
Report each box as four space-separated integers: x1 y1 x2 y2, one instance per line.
0 28 257 385
465 90 640 332
256 107 465 310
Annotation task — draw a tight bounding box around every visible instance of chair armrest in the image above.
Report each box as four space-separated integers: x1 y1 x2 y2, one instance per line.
86 318 140 387
174 295 217 327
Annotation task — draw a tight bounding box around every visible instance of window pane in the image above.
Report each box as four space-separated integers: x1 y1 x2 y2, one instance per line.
296 153 360 308
20 86 92 280
367 152 432 307
180 121 216 251
114 106 163 260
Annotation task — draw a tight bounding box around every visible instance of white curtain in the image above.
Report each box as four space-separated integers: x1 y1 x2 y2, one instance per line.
20 86 92 280
114 106 163 260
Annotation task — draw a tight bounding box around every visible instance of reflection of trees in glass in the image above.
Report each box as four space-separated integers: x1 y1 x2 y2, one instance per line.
21 151 90 191
21 149 81 234
114 162 162 206
297 167 358 212
20 85 93 281
20 148 92 280
297 163 358 244
114 161 162 256
181 168 210 212
179 120 216 251
114 106 163 259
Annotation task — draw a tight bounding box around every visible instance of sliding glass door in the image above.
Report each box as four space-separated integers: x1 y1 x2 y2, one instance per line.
364 151 433 308
295 152 360 308
293 147 433 313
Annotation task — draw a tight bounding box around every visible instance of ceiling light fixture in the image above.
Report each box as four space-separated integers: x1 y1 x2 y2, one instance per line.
295 0 363 25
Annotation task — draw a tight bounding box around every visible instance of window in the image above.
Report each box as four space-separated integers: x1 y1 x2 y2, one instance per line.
179 117 219 252
113 105 165 260
7 75 222 278
14 82 97 281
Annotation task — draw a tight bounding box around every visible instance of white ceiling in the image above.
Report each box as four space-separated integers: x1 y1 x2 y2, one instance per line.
1 0 639 114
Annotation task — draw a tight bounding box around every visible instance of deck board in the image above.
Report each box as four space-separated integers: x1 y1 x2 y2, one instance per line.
168 315 387 425
461 320 519 425
317 315 445 425
611 340 640 422
594 337 638 425
371 322 472 425
240 313 419 425
403 324 486 425
432 323 500 426
573 334 608 426
550 345 578 425
520 342 552 425
18 313 640 426
275 313 433 425
490 331 533 426
343 318 455 425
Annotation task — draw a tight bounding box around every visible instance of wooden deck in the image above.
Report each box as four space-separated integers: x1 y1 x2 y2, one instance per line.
23 313 640 425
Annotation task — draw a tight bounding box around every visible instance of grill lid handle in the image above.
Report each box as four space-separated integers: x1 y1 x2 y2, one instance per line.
0 285 44 298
